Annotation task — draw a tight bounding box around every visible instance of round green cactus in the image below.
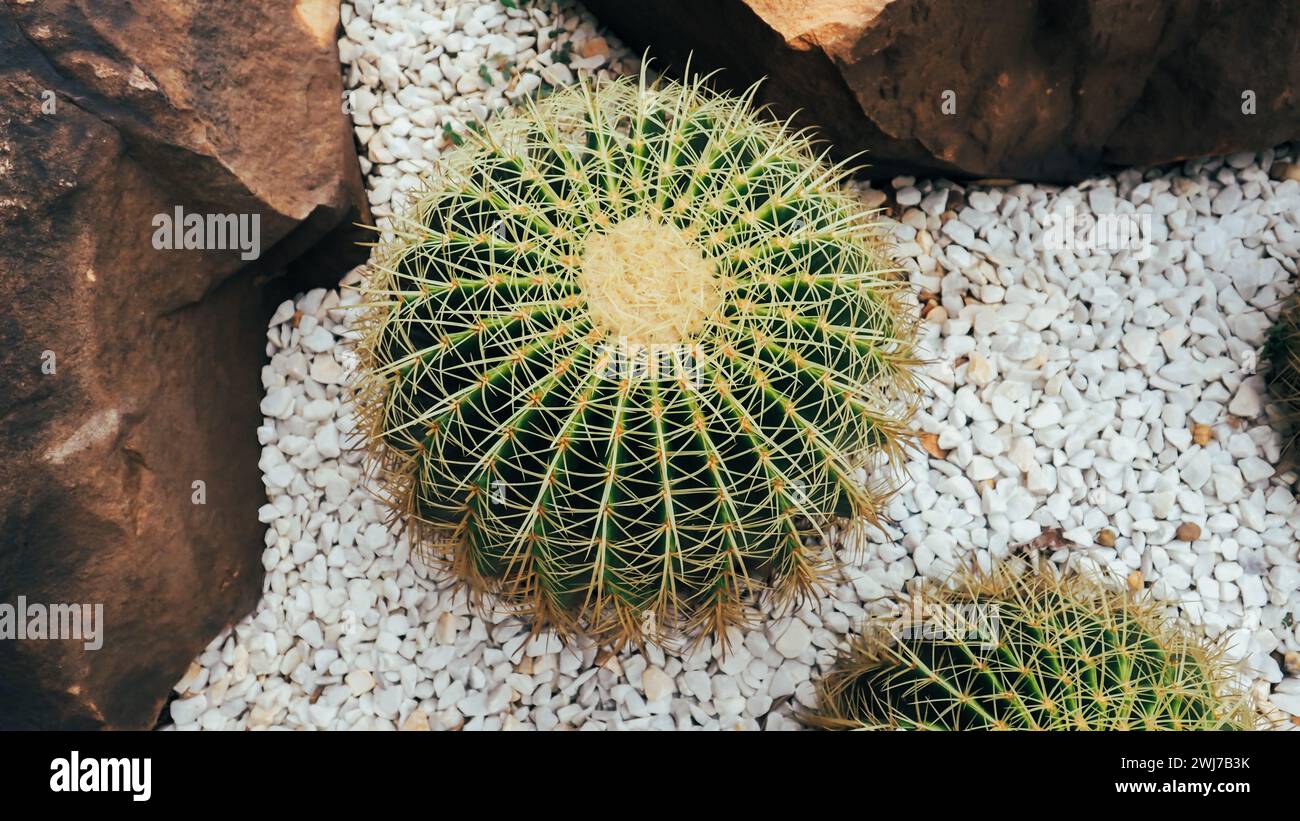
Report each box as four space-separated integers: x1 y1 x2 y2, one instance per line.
356 70 920 647
806 562 1256 730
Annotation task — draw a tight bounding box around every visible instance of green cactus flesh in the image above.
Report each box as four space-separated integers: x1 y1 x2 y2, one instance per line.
806 563 1256 730
1264 290 1300 462
358 72 920 647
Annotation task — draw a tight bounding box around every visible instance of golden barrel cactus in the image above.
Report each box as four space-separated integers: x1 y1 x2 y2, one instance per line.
357 71 920 648
806 562 1257 730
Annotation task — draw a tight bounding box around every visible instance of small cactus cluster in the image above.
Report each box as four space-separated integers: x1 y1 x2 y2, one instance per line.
806 561 1256 730
356 69 921 648
1263 290 1300 461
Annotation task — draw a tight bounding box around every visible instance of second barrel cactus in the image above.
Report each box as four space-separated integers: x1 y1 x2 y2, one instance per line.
806 562 1256 730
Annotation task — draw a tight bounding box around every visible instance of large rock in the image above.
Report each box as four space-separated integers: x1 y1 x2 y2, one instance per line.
0 0 368 729
584 0 1300 181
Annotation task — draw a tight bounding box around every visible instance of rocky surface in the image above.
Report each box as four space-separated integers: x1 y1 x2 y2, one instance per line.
168 0 1299 731
0 0 367 729
582 0 1300 182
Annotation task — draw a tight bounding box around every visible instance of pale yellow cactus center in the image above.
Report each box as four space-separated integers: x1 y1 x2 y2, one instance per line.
577 216 721 345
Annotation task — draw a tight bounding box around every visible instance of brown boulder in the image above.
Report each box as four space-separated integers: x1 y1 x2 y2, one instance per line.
0 0 368 729
584 0 1300 181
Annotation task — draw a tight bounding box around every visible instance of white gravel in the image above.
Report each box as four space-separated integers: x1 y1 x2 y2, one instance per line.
338 0 635 225
168 0 1300 730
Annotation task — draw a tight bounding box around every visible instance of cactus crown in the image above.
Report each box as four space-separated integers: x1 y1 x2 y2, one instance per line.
356 68 920 649
806 561 1256 730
